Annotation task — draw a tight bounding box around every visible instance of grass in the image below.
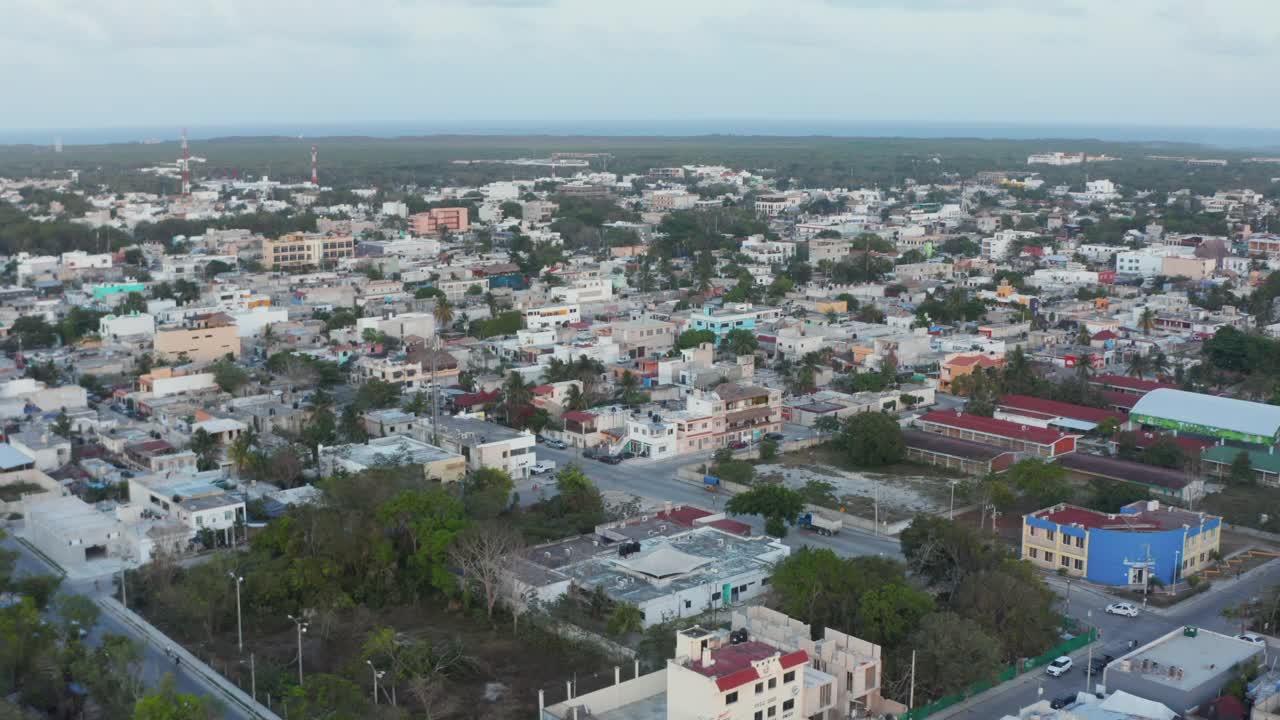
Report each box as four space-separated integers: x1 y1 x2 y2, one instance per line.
0 481 45 503
1201 484 1280 534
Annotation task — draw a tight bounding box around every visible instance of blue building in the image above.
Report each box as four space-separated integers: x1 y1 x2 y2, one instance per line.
1021 501 1221 587
689 304 771 339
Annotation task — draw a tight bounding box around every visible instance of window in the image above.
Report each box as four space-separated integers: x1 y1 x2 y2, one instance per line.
782 699 794 712
767 706 776 717
1029 527 1036 537
1047 530 1055 542
725 692 738 705
762 577 770 586
768 678 777 689
685 600 692 609
1028 548 1038 559
756 682 764 695
755 713 763 720
785 671 796 684
1075 536 1084 548
1044 552 1054 563
1074 559 1083 570
1061 556 1070 567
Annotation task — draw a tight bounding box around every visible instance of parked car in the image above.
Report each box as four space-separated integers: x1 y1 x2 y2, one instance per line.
728 440 749 450
545 438 568 450
1046 656 1073 677
1238 633 1267 647
1050 692 1078 710
530 461 557 475
619 451 636 460
535 434 546 444
598 455 623 465
1084 654 1114 676
764 432 785 441
1105 602 1139 618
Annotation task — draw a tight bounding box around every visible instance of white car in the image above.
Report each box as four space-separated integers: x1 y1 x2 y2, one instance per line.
530 462 557 476
1105 602 1139 618
1238 633 1266 647
1046 656 1073 677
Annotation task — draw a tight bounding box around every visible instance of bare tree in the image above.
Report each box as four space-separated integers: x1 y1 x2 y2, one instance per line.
449 523 525 621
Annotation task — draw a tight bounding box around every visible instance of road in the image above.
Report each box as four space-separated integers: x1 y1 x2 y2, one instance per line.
1 531 252 719
938 559 1280 719
527 442 903 558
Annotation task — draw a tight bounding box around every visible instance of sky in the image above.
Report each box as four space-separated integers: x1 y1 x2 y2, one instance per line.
4 0 1279 133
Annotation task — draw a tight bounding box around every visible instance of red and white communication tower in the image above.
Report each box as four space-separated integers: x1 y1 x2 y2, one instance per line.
180 128 191 196
310 145 318 186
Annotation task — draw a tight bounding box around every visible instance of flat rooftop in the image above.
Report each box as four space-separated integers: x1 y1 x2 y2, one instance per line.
334 435 461 467
1110 628 1261 691
428 415 527 443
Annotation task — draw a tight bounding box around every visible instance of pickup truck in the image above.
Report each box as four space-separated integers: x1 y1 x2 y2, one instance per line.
530 461 557 475
797 512 841 536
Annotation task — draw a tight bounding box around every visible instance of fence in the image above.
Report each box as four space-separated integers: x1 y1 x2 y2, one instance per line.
898 627 1097 720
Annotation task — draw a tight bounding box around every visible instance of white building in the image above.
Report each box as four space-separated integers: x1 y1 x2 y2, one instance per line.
413 415 537 479
99 312 156 340
741 237 797 265
356 311 436 341
1115 245 1196 277
60 251 113 270
524 303 581 331
982 230 1038 260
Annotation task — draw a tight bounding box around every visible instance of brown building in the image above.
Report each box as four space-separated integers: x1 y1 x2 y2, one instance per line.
154 313 241 363
262 232 355 269
408 207 470 235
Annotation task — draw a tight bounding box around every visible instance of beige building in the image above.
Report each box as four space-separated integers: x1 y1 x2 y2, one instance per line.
262 232 356 269
153 313 241 363
320 435 466 483
612 318 677 359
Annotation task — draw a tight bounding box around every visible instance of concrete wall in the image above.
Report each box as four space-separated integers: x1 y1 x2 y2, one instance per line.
543 668 667 720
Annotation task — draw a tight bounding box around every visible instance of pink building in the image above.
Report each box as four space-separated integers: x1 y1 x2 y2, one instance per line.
409 207 470 235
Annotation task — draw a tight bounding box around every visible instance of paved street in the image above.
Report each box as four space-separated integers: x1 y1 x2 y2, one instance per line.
1 531 254 720
528 442 903 558
937 558 1280 719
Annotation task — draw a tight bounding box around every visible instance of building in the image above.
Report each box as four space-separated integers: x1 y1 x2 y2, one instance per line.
414 415 537 479
686 383 783 448
916 410 1079 458
939 352 1004 393
1201 445 1280 486
320 435 467 483
127 474 247 540
8 431 72 471
523 303 581 331
153 313 241 363
1027 152 1086 165
1056 453 1203 505
1132 389 1280 446
409 207 470 235
352 355 457 390
22 495 126 568
541 603 902 720
611 318 677 359
1101 626 1262 715
99 312 156 340
261 232 356 269
689 304 778 339
902 429 1017 476
995 395 1124 433
1022 501 1221 586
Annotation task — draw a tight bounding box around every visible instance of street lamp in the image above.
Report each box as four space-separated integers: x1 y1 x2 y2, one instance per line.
949 480 960 520
288 614 309 686
228 572 244 653
367 660 386 704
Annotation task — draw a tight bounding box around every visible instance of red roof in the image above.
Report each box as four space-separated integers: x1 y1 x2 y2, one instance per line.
1090 374 1177 393
947 355 1002 368
562 410 598 423
1100 390 1139 410
655 505 713 526
1034 506 1160 532
996 395 1121 425
1092 330 1118 341
453 390 501 408
918 410 1075 446
685 642 808 692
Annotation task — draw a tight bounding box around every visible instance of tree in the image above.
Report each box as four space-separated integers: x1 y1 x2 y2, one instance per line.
210 360 249 394
464 468 514 519
813 415 842 434
378 489 469 599
1230 450 1255 485
900 515 995 595
836 412 904 467
953 560 1060 662
675 328 716 351
352 378 401 411
722 328 759 357
725 484 805 536
51 410 74 439
1139 306 1156 335
554 464 603 517
1142 437 1186 469
1126 352 1149 378
53 593 100 641
502 372 533 427
759 437 779 461
1007 459 1071 506
855 582 935 648
607 603 645 637
131 674 221 719
433 298 454 329
1085 478 1149 513
450 522 524 621
187 428 219 471
617 370 641 406
909 612 1003 700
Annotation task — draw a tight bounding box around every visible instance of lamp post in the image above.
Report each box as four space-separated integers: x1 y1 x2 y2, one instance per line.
367 661 386 704
288 614 308 686
949 480 960 520
228 572 244 654
1084 610 1094 693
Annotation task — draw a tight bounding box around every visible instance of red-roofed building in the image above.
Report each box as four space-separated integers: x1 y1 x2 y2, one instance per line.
941 352 1005 393
916 410 1079 457
995 394 1125 431
1090 374 1178 396
668 629 823 719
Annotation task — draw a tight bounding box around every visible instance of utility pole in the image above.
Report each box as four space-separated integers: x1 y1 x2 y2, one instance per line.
367 661 384 704
228 572 244 653
431 334 441 446
909 650 917 710
288 614 308 686
1085 610 1094 694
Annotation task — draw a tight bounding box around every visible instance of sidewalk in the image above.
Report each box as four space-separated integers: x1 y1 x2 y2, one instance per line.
98 596 281 720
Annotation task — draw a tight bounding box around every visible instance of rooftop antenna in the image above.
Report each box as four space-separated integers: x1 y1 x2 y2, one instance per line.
311 145 318 186
54 137 63 154
180 127 191 196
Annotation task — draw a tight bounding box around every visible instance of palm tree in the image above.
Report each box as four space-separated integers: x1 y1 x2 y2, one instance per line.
502 372 532 427
1139 307 1156 336
1076 324 1092 346
565 384 587 411
1148 350 1171 378
617 371 640 406
261 323 277 357
228 429 259 476
1126 352 1149 378
433 298 454 329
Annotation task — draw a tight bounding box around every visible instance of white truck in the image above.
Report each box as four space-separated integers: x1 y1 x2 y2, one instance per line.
530 460 557 476
797 512 841 536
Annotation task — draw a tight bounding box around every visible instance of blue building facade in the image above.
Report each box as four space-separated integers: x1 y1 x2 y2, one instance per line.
1022 501 1221 587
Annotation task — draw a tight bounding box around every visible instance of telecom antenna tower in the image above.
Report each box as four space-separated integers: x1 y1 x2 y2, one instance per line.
311 145 318 186
180 128 191 196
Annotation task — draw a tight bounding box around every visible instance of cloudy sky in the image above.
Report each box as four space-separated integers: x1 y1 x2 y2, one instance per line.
4 0 1278 132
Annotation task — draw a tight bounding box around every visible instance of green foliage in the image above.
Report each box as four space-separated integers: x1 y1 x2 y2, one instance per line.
759 437 779 461
1085 479 1149 513
1230 450 1255 485
519 464 605 540
1006 459 1071 506
606 603 645 637
0 201 131 255
471 310 524 339
722 328 759 357
835 412 904 467
210 360 250 394
899 515 997 595
909 612 1004 700
352 378 402 412
464 468 514 519
675 329 717 351
951 559 1060 662
725 484 805 528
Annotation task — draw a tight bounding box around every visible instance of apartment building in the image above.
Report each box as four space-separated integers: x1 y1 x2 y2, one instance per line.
352 355 458 390
686 383 783 447
688 304 781 339
413 415 537 479
262 232 355 269
524 303 581 330
409 207 470 235
153 313 241 362
612 318 677 359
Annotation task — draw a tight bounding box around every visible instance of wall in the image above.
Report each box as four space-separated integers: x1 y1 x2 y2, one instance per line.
543 668 666 720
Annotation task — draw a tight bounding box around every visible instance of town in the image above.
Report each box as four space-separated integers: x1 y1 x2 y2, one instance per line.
2 131 1280 720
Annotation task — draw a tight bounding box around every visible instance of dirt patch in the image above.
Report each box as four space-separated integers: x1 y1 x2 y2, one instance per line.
757 459 956 523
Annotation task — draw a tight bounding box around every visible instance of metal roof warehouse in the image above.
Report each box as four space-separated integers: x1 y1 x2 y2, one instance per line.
1131 389 1280 445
